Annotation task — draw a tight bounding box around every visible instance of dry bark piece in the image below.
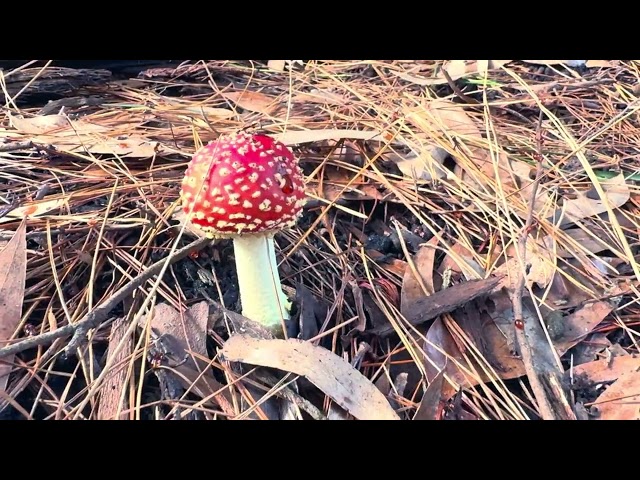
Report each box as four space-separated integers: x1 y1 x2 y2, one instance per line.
0 219 26 394
220 334 401 420
372 276 503 337
97 317 133 420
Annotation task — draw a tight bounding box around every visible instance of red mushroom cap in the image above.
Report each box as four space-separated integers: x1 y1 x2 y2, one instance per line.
180 131 306 237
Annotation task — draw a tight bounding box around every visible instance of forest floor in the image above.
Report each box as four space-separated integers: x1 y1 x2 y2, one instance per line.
0 59 638 420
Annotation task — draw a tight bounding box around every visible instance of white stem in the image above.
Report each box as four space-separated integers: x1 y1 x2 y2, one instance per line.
232 234 291 334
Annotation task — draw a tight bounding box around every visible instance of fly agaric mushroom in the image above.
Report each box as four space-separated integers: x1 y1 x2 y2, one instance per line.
180 131 306 336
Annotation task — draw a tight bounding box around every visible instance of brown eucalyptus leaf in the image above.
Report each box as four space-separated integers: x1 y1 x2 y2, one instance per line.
220 334 400 420
0 220 27 393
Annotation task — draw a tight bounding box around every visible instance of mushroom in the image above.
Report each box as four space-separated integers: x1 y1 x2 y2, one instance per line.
179 131 306 336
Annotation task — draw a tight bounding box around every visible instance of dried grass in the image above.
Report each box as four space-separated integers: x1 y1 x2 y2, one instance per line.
1 60 639 420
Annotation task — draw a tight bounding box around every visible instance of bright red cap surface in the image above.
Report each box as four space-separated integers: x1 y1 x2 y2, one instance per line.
180 132 306 237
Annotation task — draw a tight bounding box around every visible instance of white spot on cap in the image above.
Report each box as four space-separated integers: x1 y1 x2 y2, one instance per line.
243 200 253 209
259 200 272 211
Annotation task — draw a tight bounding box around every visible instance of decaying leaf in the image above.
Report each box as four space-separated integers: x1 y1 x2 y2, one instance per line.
556 227 613 258
0 198 67 224
292 89 346 105
437 239 485 285
392 60 512 86
585 60 615 68
221 90 279 115
220 334 400 420
553 173 630 226
496 235 557 290
392 145 451 181
413 367 447 420
139 301 235 416
553 300 617 354
401 236 438 315
267 60 286 72
423 284 618 391
406 99 525 193
10 114 74 134
570 355 640 385
72 135 160 157
0 220 27 393
592 369 640 420
6 113 162 158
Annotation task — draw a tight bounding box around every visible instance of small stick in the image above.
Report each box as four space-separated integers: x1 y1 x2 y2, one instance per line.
0 141 34 152
511 112 571 420
0 236 211 360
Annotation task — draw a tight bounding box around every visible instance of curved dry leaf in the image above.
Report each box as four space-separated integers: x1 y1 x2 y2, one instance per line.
0 198 67 224
438 240 485 284
554 300 616 354
10 114 70 134
177 106 235 119
292 89 345 105
76 136 160 157
221 90 278 115
220 334 400 420
10 114 110 135
496 235 557 290
593 369 640 420
392 61 512 86
413 367 446 420
423 317 469 394
0 219 26 393
557 228 613 258
401 236 439 316
393 145 451 181
426 99 483 139
267 60 286 72
555 173 630 226
571 356 640 385
417 100 522 192
585 60 615 68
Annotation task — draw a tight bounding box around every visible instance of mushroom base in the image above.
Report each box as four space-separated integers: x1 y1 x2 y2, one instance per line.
232 234 291 336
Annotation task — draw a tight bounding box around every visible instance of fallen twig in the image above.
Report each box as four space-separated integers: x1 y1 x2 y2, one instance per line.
511 113 576 420
0 236 211 360
0 140 34 152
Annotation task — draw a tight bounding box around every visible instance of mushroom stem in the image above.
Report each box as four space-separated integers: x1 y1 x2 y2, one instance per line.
232 234 291 335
